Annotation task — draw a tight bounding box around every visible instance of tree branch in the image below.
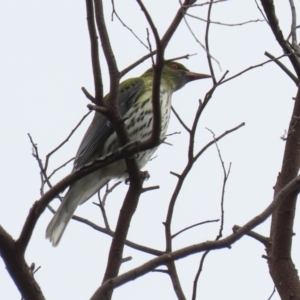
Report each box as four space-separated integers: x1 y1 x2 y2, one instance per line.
0 226 45 300
260 0 300 77
85 0 103 104
91 172 300 297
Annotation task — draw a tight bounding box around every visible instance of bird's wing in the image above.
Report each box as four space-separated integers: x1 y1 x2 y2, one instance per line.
74 78 144 169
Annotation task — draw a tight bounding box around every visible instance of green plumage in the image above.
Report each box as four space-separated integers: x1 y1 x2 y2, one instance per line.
46 61 210 246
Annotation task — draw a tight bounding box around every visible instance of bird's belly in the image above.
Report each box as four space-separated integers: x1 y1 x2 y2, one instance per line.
103 91 172 175
126 92 171 168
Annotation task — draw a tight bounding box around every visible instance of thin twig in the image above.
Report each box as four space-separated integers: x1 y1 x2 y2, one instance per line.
48 157 75 180
146 28 154 65
206 127 231 239
85 0 103 104
194 123 245 162
141 185 160 193
102 181 122 206
152 269 169 274
254 0 269 24
165 131 181 137
92 173 300 295
120 51 157 77
44 111 92 171
232 225 270 246
281 115 300 141
264 52 298 85
28 134 51 195
87 103 109 115
183 0 226 7
81 87 95 102
180 1 221 72
191 251 209 300
267 286 277 300
71 214 163 256
111 0 149 49
121 256 132 263
170 171 180 178
172 219 219 239
165 53 196 63
260 0 300 77
192 128 231 299
171 106 191 133
220 54 297 86
205 0 216 83
187 13 264 26
289 0 298 47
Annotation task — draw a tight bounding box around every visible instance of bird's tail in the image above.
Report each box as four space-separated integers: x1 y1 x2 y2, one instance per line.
46 174 109 246
45 199 76 246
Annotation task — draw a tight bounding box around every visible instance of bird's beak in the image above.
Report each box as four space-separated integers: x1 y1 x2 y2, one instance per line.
186 71 211 81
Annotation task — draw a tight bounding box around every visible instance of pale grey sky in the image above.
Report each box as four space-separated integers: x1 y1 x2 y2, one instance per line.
0 1 298 299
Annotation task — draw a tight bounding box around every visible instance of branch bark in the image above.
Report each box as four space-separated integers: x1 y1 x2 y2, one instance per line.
267 86 300 299
0 226 45 300
260 1 300 298
90 171 300 297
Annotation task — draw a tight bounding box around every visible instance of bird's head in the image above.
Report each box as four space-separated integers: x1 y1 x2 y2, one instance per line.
163 61 211 91
143 61 211 91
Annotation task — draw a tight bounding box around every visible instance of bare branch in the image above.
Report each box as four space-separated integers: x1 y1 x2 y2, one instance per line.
220 54 297 86
171 106 191 133
111 0 149 49
0 226 45 300
232 225 270 246
187 13 264 26
152 269 169 274
136 0 160 46
120 51 157 77
205 0 216 84
81 87 95 102
48 157 74 180
194 123 245 162
85 0 103 104
170 171 181 178
164 122 244 297
166 262 186 300
161 0 198 48
172 219 219 239
191 251 209 300
188 73 229 162
165 53 197 62
183 0 226 7
260 0 300 77
94 0 120 106
92 172 300 296
260 2 300 296
289 0 298 47
254 0 269 23
28 133 47 195
141 185 160 193
71 214 163 256
17 137 157 254
180 2 221 71
87 103 109 115
121 256 132 264
44 111 92 171
192 129 231 298
267 286 277 300
264 51 298 85
101 181 122 206
206 127 231 238
146 28 154 64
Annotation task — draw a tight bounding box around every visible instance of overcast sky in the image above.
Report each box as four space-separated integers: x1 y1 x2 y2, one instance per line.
0 1 298 299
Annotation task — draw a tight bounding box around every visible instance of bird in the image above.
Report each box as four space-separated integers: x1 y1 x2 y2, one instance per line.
46 61 210 246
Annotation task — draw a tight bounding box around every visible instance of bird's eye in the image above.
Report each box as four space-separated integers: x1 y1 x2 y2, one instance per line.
170 63 179 70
